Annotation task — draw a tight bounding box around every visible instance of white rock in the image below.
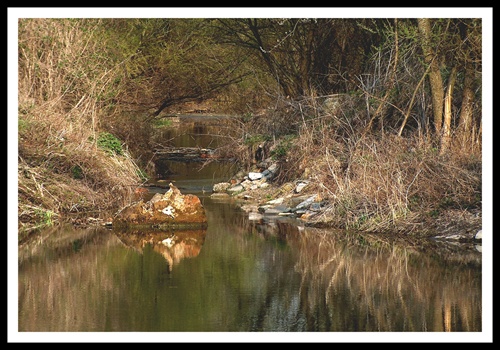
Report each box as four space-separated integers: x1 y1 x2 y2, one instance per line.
248 172 263 180
295 181 309 193
475 229 482 240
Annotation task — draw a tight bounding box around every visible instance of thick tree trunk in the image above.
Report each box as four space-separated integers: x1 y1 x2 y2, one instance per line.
417 18 444 136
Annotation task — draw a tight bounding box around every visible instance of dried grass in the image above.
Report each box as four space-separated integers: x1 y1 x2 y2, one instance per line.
18 19 143 237
228 93 482 235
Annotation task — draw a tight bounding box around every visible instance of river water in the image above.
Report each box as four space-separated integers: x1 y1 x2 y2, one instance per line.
16 115 484 341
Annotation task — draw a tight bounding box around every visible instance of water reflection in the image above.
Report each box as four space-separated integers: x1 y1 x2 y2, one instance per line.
18 200 481 332
204 200 482 332
17 115 482 333
113 228 207 271
252 222 482 332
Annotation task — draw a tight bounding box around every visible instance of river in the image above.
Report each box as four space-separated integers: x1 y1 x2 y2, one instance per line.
16 115 484 341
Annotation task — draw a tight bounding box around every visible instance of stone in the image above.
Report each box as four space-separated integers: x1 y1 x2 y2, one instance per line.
293 194 318 211
213 182 231 193
261 169 271 177
295 181 309 193
267 197 284 205
240 179 252 188
264 205 291 215
474 229 482 240
227 184 245 194
267 163 278 173
113 183 207 230
248 172 263 180
309 202 322 211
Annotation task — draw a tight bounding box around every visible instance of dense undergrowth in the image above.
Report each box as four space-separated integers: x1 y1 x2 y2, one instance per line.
216 94 482 236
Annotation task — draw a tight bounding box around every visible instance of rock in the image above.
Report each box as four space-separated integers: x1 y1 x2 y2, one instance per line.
227 184 245 194
113 183 207 230
309 202 322 211
213 182 231 193
295 181 309 193
474 229 482 240
248 172 263 180
258 205 273 213
293 195 318 211
263 208 282 215
267 163 278 173
240 179 253 188
263 205 292 215
267 197 284 205
262 163 279 180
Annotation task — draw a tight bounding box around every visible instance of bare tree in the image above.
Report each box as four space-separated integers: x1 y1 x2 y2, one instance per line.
417 18 444 136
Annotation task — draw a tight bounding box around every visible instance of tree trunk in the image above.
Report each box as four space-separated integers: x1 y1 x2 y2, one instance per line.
299 23 314 96
440 66 457 154
458 61 475 145
417 18 444 136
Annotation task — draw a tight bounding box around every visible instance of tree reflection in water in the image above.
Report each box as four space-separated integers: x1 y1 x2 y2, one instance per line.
18 187 481 333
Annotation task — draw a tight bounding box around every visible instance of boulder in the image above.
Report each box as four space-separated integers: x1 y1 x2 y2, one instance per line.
113 183 207 230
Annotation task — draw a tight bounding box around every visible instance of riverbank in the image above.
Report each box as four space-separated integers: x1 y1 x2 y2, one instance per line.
209 158 483 243
17 118 483 247
44 143 482 245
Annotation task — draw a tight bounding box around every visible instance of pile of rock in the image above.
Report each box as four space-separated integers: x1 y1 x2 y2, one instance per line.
213 163 279 196
211 161 325 224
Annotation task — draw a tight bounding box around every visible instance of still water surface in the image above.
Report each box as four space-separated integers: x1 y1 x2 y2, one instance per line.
18 115 482 334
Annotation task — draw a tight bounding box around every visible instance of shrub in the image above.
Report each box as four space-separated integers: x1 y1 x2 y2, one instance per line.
97 132 124 155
